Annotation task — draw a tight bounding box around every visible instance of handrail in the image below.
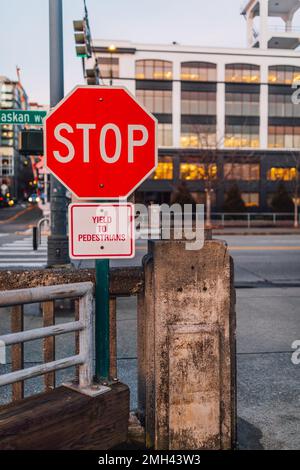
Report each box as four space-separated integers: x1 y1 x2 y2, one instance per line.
0 282 94 389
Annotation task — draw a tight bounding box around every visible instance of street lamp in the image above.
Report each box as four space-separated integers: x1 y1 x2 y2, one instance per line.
108 44 116 85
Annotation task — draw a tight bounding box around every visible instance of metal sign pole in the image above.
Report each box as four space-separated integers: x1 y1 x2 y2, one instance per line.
95 258 110 382
48 0 69 266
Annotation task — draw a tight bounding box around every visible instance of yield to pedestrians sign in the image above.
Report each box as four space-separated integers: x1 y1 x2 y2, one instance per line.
69 203 135 259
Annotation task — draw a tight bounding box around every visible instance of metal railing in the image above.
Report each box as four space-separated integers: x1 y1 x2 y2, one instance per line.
211 212 299 228
137 211 299 232
0 282 94 399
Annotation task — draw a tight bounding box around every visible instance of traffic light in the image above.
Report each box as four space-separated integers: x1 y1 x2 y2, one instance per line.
73 19 92 58
86 67 99 85
19 129 43 156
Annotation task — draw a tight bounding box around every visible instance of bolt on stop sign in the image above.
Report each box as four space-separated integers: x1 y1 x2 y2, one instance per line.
44 86 157 199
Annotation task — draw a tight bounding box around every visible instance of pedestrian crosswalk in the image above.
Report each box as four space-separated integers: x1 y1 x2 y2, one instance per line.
0 236 47 268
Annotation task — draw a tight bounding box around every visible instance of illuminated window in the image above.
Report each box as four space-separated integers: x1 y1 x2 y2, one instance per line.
267 167 297 181
158 123 172 147
225 125 259 148
181 124 216 148
268 126 300 149
224 163 260 180
151 157 173 180
268 65 300 85
96 57 119 78
136 60 172 80
241 193 259 207
136 89 172 114
180 162 217 180
225 92 259 116
181 91 216 115
181 62 217 82
225 64 260 83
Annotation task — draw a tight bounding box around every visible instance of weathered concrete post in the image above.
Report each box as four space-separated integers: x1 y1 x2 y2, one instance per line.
138 234 236 450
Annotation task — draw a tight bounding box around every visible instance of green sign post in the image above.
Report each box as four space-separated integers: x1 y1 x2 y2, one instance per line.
0 109 47 126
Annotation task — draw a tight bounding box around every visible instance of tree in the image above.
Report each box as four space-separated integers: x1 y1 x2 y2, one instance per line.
223 184 246 212
271 182 294 213
170 182 196 208
286 152 300 227
183 120 256 225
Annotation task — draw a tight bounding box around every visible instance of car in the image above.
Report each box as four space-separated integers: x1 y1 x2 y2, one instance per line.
28 193 42 204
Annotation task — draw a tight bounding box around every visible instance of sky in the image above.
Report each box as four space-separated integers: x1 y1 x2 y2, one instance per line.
0 0 270 104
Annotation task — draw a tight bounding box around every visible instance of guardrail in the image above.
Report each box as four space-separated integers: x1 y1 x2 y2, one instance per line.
0 282 94 399
137 211 299 231
211 212 299 228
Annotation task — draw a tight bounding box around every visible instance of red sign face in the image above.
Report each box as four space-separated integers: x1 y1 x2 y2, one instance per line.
44 86 157 199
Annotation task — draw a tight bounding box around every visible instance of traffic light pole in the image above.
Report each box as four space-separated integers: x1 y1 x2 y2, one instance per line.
48 0 70 266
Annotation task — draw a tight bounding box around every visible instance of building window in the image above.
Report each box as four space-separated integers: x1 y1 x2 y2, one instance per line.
0 156 13 176
158 123 172 147
181 62 217 82
180 124 216 148
225 64 260 83
136 60 172 80
225 92 259 116
180 162 217 180
151 157 173 180
97 57 119 78
136 89 172 114
269 93 300 118
268 126 300 148
267 167 297 181
181 91 216 115
225 125 259 148
268 65 300 85
224 163 260 180
241 192 259 208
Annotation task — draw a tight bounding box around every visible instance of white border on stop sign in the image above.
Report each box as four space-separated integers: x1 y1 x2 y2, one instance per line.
43 85 158 200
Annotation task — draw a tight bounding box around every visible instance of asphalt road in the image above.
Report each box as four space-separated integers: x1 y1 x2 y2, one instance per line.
0 204 43 234
108 234 300 288
216 235 300 286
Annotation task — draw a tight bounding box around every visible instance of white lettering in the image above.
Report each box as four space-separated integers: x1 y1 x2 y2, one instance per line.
76 123 96 163
128 125 148 163
99 123 121 163
53 123 75 163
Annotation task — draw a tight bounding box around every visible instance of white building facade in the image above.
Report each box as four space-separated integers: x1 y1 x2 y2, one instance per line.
86 0 300 210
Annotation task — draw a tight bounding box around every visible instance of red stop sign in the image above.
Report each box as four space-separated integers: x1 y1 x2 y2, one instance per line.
44 86 157 199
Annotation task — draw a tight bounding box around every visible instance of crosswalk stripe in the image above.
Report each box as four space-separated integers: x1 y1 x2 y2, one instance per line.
0 248 47 251
0 236 47 268
0 258 46 261
0 263 46 267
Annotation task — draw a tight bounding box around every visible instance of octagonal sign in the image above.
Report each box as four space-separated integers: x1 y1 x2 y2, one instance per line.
44 86 157 199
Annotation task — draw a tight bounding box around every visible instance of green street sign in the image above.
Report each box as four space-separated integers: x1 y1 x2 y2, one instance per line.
0 109 47 126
